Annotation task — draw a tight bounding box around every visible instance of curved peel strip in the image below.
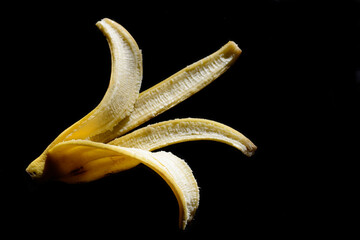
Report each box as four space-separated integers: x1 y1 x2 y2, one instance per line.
93 41 242 143
47 140 199 230
26 19 142 178
109 118 257 156
65 18 143 140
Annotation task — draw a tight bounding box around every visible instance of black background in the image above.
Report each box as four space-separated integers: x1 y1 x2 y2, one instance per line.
2 1 359 238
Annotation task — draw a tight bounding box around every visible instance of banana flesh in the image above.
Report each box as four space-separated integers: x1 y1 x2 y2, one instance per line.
26 18 256 229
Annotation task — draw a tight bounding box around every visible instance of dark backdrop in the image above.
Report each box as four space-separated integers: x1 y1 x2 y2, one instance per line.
2 1 358 238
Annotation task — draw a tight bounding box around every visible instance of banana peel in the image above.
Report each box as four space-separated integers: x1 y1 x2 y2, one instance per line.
26 18 257 230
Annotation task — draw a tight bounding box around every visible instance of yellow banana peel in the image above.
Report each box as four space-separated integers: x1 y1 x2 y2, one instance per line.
26 18 257 230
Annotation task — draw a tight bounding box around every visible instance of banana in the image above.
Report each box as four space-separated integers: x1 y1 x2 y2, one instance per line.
26 18 257 229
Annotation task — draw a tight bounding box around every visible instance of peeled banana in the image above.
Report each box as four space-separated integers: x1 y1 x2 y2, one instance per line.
26 18 256 230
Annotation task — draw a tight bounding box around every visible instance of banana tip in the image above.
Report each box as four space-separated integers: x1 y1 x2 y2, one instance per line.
25 157 46 180
228 41 242 55
245 144 257 157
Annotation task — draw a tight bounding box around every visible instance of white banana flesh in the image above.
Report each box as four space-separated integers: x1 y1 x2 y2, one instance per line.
26 18 256 229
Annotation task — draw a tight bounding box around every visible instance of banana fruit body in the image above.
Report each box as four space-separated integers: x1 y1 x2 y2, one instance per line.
26 18 256 230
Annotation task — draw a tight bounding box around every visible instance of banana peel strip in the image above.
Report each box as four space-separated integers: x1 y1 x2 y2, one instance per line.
26 18 257 229
26 18 143 175
110 118 257 156
92 40 242 142
47 140 199 230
